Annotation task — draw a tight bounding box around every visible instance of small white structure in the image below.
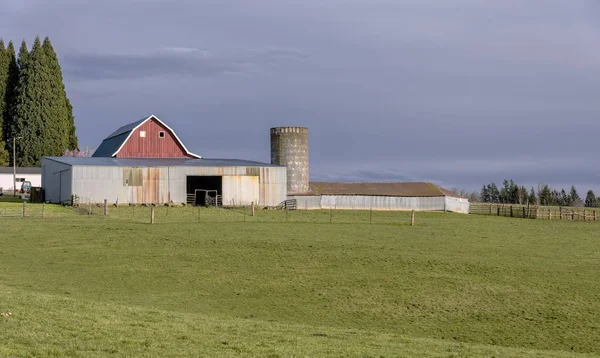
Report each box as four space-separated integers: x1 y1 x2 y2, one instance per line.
0 167 41 192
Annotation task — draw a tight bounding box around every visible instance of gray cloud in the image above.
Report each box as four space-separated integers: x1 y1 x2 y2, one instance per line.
2 0 600 194
63 46 306 80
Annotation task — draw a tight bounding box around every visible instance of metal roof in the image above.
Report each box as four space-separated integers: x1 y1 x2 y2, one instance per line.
43 157 282 168
92 132 129 157
92 115 201 158
0 167 41 175
105 118 147 139
306 182 462 198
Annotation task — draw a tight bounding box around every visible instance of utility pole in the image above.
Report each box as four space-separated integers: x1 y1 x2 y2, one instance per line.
12 136 22 197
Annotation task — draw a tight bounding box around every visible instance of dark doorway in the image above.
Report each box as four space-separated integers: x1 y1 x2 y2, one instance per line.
186 176 222 206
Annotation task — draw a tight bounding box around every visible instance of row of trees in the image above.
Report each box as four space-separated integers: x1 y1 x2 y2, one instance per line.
474 180 599 208
0 36 77 166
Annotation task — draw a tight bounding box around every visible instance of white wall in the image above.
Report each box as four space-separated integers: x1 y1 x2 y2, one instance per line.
289 195 470 214
0 172 42 191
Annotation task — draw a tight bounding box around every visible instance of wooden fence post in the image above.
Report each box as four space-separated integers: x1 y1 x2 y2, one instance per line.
411 210 415 226
489 204 492 215
584 210 587 221
547 207 551 220
22 202 26 217
522 206 525 218
594 210 597 221
252 201 255 217
571 210 574 221
103 199 108 217
497 207 500 216
510 206 513 217
560 207 563 220
151 206 155 224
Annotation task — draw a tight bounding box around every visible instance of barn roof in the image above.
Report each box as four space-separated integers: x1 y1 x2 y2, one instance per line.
305 182 463 198
43 157 281 168
92 115 201 158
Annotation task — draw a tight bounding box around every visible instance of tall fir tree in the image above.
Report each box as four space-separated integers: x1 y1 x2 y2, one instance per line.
10 38 47 166
10 37 76 166
0 40 10 165
569 185 581 207
584 190 597 208
43 37 77 151
66 97 78 150
0 41 19 166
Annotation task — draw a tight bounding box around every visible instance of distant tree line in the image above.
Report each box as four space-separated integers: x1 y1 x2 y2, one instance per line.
0 36 77 167
452 180 599 208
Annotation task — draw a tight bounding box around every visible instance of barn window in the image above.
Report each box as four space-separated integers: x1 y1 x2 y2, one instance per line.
140 130 146 138
159 131 165 138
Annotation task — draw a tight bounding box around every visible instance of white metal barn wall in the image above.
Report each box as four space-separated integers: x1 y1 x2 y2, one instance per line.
290 195 469 214
61 165 286 206
41 160 73 204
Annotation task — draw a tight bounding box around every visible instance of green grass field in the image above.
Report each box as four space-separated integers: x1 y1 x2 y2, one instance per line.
1 205 599 357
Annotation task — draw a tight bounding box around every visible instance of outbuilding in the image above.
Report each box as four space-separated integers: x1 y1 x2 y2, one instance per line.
41 115 286 206
0 167 41 193
289 182 469 213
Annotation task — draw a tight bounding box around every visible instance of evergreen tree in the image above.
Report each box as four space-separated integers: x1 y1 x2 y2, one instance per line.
559 189 569 207
0 40 10 165
480 185 490 203
489 183 500 203
539 185 552 206
0 41 19 165
509 180 519 204
66 97 78 150
528 187 537 205
569 185 581 207
10 37 76 166
17 40 28 69
10 38 46 166
43 37 77 151
585 190 597 208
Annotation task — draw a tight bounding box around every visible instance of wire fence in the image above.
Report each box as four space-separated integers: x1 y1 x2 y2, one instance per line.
0 199 430 226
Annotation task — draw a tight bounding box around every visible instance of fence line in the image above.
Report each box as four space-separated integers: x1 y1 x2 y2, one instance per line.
470 203 598 222
0 198 428 226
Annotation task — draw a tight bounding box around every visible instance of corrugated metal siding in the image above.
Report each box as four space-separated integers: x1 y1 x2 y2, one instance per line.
289 195 468 213
445 196 470 214
117 118 193 158
259 166 287 207
41 159 72 204
222 176 259 206
62 164 286 206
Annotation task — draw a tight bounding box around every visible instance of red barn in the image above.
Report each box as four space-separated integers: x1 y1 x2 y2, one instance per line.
92 115 200 158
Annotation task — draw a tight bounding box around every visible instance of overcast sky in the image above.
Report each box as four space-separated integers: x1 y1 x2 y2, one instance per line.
2 0 600 193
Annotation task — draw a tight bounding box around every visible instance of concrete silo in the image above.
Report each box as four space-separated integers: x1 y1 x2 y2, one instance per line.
270 127 309 194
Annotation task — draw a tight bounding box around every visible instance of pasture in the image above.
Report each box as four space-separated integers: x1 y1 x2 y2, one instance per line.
0 204 599 357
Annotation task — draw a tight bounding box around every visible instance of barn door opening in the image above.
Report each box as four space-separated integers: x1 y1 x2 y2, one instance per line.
186 176 222 206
